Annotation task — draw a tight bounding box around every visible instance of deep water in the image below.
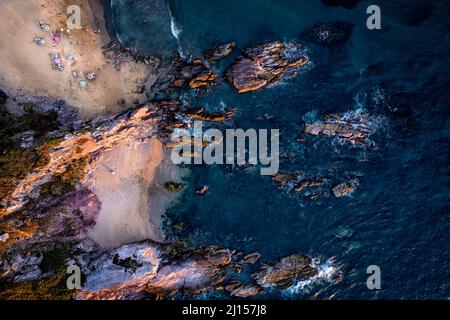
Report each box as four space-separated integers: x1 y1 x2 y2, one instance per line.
109 0 450 299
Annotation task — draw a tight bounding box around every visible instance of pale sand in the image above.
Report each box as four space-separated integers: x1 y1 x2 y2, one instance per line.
87 139 185 249
0 0 150 116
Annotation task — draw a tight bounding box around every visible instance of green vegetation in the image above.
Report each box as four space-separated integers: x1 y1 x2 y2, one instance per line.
0 99 62 203
40 243 72 273
0 148 40 203
40 157 88 197
0 269 74 300
164 182 184 193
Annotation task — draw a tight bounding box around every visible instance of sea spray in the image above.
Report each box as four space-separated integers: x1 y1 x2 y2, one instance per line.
168 4 188 59
283 258 340 296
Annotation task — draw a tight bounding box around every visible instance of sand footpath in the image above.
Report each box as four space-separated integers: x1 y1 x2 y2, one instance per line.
0 0 151 116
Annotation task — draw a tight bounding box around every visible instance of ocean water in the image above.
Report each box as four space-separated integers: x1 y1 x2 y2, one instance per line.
108 0 450 299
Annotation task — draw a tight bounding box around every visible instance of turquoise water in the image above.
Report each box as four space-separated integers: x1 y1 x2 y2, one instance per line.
109 0 450 299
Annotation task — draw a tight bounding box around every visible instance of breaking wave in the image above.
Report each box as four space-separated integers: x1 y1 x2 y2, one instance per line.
283 258 340 296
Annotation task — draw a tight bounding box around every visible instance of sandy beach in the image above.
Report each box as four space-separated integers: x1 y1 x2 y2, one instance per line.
0 0 151 116
86 138 185 248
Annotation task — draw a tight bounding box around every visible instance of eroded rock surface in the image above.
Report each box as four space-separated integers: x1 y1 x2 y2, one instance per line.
253 254 318 289
76 242 233 300
224 280 262 298
225 41 309 93
203 42 236 64
332 179 359 197
304 111 377 145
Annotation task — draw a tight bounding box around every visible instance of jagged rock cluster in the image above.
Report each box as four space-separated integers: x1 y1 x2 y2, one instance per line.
304 111 377 146
225 41 309 93
272 172 359 198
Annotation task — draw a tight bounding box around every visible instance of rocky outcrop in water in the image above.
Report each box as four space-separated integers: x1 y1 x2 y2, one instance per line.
332 179 359 197
252 254 318 289
203 42 236 64
178 107 234 122
225 41 309 93
272 172 360 199
171 59 218 91
304 111 376 146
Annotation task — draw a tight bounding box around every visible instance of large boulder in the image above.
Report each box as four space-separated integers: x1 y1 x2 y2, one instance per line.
304 111 376 146
252 254 318 289
225 41 309 93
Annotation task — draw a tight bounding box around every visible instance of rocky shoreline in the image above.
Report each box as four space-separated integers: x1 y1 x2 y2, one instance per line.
0 3 351 299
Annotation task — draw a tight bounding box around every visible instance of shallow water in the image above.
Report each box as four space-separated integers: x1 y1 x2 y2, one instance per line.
109 0 450 299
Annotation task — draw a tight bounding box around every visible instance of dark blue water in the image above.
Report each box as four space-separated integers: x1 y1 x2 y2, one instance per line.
110 0 450 299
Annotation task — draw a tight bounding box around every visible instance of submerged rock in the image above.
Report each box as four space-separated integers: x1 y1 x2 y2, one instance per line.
321 0 361 9
294 177 327 193
225 41 309 93
203 42 236 64
253 254 318 289
302 22 354 45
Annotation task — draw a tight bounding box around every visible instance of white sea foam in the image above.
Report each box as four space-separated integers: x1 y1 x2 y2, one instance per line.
283 258 340 296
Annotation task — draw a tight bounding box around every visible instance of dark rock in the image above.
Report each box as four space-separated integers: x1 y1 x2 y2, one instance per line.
321 0 362 9
272 172 304 187
0 89 8 106
225 41 309 93
294 177 327 193
302 22 354 45
112 254 143 272
253 254 318 289
178 107 234 122
203 42 236 64
224 280 263 298
171 59 218 91
388 1 435 27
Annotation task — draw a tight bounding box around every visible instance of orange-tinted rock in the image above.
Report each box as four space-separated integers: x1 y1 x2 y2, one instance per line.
225 41 309 93
188 70 217 89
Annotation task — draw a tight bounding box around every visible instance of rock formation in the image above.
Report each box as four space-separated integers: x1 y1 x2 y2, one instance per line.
252 254 318 289
203 42 236 64
225 41 309 93
304 111 376 146
332 179 359 197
